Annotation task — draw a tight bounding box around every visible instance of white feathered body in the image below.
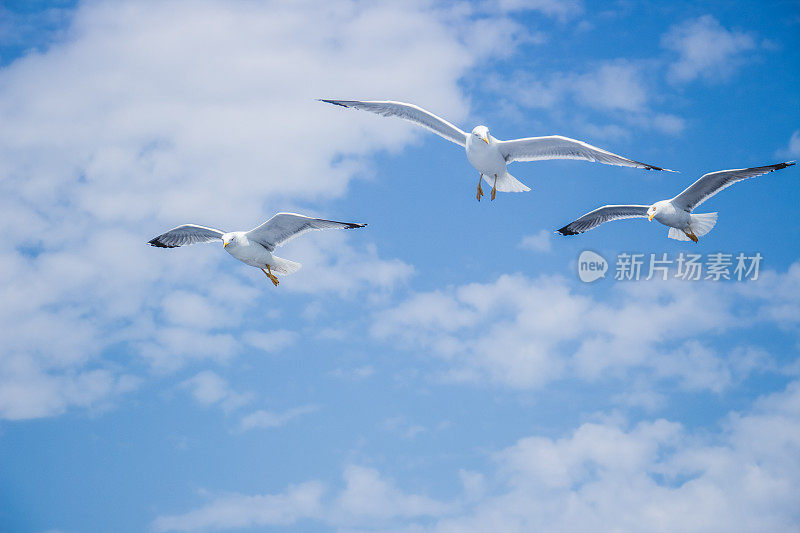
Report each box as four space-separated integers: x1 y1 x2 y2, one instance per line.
223 232 301 275
652 201 718 241
465 134 530 192
466 134 506 176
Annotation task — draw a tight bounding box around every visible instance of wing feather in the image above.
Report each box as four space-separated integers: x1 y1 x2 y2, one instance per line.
246 213 366 251
498 135 671 171
557 205 650 235
670 162 795 211
320 99 468 146
148 225 224 248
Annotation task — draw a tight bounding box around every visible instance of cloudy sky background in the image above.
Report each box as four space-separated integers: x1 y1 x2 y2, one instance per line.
1 0 799 531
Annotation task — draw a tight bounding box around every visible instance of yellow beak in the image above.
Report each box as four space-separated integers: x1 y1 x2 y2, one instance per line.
483 136 489 144
648 213 655 222
223 241 229 248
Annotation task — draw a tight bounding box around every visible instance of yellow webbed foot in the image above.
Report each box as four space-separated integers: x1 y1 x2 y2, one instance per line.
262 268 280 287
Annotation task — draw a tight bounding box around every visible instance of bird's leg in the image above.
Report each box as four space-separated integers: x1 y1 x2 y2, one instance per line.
262 266 279 286
684 229 699 243
476 174 484 201
267 265 279 286
491 174 497 201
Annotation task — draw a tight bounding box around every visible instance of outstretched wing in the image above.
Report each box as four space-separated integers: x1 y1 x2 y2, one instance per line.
319 99 468 146
498 135 671 171
148 225 225 248
246 213 366 251
670 161 795 211
556 205 650 235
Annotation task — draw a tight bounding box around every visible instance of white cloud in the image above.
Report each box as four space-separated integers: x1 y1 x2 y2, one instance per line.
518 229 552 253
0 4 72 58
0 354 138 420
662 15 758 84
180 371 251 412
330 365 376 381
0 0 523 420
381 415 427 439
153 379 800 532
490 61 685 137
278 233 414 296
372 265 799 390
494 61 648 113
241 330 299 354
572 61 648 113
154 464 452 532
336 465 452 521
239 405 317 432
493 0 584 22
611 381 667 412
777 130 800 158
432 380 800 532
152 481 326 532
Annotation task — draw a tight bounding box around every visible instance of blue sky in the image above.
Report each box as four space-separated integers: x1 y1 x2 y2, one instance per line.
1 1 799 532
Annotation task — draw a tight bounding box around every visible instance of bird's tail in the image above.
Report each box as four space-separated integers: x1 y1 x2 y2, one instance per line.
667 213 718 241
668 227 692 241
482 172 531 192
690 212 718 237
270 256 302 276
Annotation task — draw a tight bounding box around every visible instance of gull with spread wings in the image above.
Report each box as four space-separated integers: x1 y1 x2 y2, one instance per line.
556 162 795 241
149 213 366 286
320 99 671 201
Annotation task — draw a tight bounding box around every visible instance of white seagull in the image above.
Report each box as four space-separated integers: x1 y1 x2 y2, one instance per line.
556 162 795 241
320 99 671 201
149 213 367 286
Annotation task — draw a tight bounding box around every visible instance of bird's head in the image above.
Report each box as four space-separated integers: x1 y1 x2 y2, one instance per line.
222 234 234 248
647 202 666 222
471 126 490 144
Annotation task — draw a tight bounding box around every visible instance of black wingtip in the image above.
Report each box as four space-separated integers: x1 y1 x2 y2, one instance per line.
777 161 796 170
638 162 677 172
346 223 367 229
319 99 348 108
148 238 175 248
556 226 578 236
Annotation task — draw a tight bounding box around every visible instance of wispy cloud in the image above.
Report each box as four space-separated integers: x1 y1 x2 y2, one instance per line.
180 371 251 412
492 0 584 22
239 405 317 432
489 60 685 137
372 263 800 390
381 415 427 439
153 464 453 532
662 15 759 84
0 0 527 420
518 229 552 253
152 481 326 532
777 130 800 159
152 379 800 531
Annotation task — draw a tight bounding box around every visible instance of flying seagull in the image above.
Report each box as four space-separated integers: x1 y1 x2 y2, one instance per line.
319 99 671 201
149 213 367 286
556 162 795 241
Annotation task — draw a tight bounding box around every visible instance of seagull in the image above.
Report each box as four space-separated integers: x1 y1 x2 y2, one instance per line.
556 162 795 241
320 99 671 201
148 213 367 286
